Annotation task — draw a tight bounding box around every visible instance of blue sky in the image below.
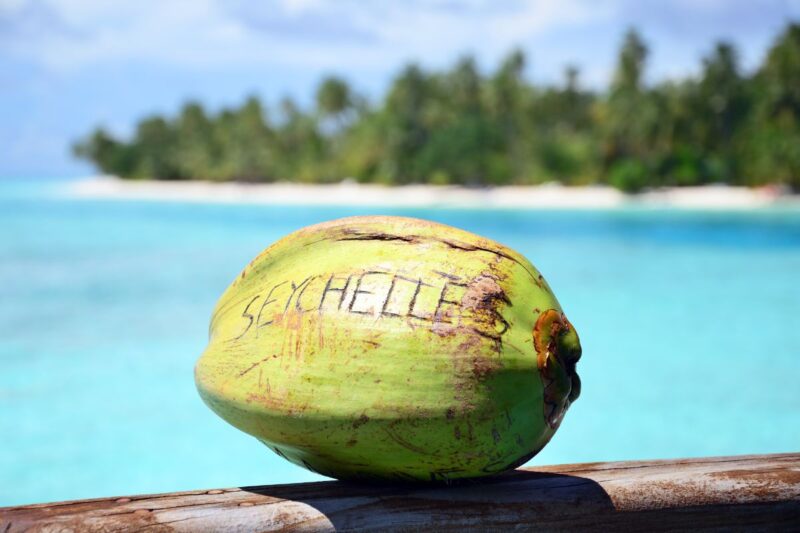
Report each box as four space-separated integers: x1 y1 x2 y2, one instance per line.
2 0 799 178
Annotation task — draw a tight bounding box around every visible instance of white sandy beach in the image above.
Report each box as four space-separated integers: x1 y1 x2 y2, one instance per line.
66 176 799 210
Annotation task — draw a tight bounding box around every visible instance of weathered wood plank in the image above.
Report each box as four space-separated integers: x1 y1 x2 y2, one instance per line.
2 453 799 531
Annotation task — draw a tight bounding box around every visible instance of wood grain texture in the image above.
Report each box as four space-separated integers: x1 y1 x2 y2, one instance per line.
2 453 799 532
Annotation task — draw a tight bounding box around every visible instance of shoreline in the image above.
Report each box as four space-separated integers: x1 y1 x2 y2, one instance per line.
64 176 800 210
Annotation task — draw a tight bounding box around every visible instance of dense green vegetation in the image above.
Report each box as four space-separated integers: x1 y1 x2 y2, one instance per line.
74 24 800 191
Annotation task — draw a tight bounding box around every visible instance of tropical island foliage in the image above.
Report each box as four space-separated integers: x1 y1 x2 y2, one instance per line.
74 24 800 191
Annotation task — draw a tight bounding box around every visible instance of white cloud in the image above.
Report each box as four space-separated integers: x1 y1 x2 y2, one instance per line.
2 0 797 90
487 0 614 40
1 0 616 72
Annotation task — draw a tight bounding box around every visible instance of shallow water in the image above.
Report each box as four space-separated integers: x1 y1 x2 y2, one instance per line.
2 179 799 506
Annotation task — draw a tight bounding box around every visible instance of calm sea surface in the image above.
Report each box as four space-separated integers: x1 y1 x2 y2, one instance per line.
2 179 799 506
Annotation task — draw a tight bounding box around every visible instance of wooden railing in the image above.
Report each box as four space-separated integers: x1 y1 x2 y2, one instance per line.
2 453 799 531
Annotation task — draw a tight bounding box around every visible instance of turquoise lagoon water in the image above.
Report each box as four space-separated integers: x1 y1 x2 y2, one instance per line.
1 179 799 506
